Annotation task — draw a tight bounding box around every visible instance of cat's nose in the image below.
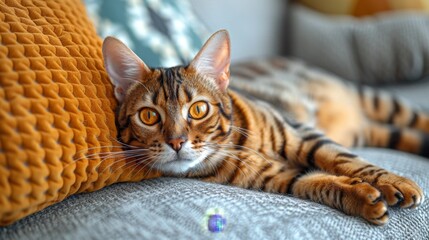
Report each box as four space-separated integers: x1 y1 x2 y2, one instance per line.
167 137 187 152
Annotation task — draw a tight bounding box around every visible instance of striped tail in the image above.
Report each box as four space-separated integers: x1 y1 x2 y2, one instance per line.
356 85 429 157
364 123 429 158
357 85 429 134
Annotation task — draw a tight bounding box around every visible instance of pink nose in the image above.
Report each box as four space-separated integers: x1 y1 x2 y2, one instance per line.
168 137 187 152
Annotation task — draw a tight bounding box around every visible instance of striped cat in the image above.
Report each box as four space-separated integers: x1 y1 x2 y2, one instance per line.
102 30 425 225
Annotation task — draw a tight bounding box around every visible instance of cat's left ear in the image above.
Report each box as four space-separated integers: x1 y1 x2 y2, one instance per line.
102 36 151 103
189 30 231 91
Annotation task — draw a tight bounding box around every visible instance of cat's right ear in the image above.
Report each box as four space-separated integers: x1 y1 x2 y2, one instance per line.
189 30 231 92
102 37 151 103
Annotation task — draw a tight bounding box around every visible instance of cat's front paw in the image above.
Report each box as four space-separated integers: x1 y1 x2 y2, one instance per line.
372 174 424 208
343 180 389 225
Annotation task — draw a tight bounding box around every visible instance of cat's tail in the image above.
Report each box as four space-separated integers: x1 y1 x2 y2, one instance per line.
355 85 429 157
356 85 429 134
363 123 429 158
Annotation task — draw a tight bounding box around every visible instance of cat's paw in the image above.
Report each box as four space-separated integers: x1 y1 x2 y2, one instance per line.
343 180 389 225
372 174 424 208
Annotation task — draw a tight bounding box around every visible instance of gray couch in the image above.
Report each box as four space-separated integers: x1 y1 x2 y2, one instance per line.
2 1 429 239
1 150 428 239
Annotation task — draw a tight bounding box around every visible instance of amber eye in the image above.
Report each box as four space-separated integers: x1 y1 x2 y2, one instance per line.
139 108 160 126
189 101 209 120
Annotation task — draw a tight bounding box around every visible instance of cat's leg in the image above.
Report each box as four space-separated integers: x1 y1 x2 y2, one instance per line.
283 127 424 209
363 122 429 158
290 171 388 225
201 154 388 225
357 85 429 133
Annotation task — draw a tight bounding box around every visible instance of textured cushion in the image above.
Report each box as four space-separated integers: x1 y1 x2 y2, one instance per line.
0 0 160 226
290 4 429 85
84 0 209 67
0 149 428 239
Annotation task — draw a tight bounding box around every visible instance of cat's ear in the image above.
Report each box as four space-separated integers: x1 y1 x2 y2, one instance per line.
189 30 231 91
102 36 151 103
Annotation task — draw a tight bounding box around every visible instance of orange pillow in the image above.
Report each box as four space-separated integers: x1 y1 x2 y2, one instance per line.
0 0 160 226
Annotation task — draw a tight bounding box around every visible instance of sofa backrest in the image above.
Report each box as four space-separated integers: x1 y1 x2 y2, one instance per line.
189 0 289 62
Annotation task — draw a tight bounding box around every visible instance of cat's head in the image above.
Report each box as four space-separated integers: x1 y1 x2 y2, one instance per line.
102 30 233 175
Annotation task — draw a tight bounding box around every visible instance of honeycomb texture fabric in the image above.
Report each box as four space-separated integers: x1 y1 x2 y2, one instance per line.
0 0 160 226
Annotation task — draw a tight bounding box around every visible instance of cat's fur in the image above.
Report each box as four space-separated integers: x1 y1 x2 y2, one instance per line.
102 30 425 225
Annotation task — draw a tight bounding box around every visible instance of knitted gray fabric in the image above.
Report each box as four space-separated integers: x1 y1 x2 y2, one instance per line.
289 4 429 85
0 149 428 240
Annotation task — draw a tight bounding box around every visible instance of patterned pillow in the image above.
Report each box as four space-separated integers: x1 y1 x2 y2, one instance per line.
84 0 209 67
0 0 160 226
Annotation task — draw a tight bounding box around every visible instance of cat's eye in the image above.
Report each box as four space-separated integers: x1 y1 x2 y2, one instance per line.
189 101 209 120
139 108 160 126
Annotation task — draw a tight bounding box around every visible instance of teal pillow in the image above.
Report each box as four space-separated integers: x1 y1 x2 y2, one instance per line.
85 0 208 67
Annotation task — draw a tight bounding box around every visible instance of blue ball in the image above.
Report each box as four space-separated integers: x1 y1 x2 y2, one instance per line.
207 214 226 233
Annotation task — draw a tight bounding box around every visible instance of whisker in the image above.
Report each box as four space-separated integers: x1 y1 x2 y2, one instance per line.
62 152 120 170
230 126 255 136
221 151 262 177
230 126 252 138
109 136 139 149
99 158 140 177
213 152 254 184
72 151 121 162
98 149 154 172
110 155 158 177
98 155 139 175
210 143 272 165
130 151 170 180
68 149 152 176
127 78 151 93
203 147 264 183
135 155 160 180
197 153 220 179
74 145 123 155
74 148 150 161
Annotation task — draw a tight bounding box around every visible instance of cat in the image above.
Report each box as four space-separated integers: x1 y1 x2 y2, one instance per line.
102 30 425 225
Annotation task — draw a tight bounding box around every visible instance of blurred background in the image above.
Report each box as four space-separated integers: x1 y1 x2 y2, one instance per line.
84 0 429 106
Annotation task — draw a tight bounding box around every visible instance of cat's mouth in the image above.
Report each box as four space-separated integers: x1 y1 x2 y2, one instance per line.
155 156 200 175
170 155 193 162
153 146 214 175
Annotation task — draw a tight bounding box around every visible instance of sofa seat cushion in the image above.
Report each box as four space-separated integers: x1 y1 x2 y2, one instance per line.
1 149 428 239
